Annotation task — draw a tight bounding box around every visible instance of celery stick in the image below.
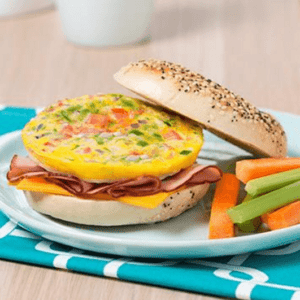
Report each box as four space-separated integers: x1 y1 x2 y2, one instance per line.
238 218 261 233
227 180 300 224
236 194 261 233
246 168 300 197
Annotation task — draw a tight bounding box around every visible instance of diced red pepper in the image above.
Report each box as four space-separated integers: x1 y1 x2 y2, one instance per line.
136 109 144 115
88 114 111 128
62 125 74 138
130 151 141 156
131 109 145 118
83 147 92 153
112 108 129 120
78 127 102 134
63 134 72 139
62 124 74 133
44 141 54 147
163 129 182 140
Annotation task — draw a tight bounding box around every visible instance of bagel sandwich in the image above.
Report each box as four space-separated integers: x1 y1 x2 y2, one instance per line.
7 93 222 225
7 58 287 226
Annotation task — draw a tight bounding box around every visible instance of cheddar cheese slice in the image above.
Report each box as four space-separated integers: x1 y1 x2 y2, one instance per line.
16 178 180 209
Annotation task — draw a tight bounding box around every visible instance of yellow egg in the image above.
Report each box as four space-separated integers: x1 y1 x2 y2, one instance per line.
22 94 204 181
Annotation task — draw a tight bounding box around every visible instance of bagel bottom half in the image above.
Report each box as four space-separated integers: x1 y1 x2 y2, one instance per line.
25 183 210 226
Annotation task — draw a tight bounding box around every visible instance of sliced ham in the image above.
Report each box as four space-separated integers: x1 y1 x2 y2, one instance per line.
7 155 46 180
7 155 222 198
86 175 162 198
161 164 222 191
7 155 95 194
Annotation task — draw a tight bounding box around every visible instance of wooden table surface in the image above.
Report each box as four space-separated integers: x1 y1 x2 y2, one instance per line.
0 1 299 299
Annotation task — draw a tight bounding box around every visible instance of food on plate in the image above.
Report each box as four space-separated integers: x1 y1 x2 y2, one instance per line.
235 195 261 233
208 173 240 239
226 157 300 234
114 59 287 158
261 201 300 230
236 157 300 184
7 93 222 225
6 58 289 229
227 180 300 224
20 94 205 181
245 168 300 197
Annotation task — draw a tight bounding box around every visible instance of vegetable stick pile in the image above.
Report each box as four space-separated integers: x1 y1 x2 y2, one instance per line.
209 158 300 239
208 174 240 239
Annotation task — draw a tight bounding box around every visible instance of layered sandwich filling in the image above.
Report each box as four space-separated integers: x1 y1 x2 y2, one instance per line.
8 94 223 209
8 155 222 196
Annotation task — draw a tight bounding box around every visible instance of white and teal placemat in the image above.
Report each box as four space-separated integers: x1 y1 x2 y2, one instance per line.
0 106 300 300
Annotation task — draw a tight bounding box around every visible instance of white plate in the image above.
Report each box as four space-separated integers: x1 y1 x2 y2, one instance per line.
0 110 300 258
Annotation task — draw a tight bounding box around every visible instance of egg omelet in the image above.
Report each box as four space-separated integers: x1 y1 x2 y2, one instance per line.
22 94 204 181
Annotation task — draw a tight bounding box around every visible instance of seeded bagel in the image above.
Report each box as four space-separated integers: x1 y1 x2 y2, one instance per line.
114 59 287 157
25 183 209 226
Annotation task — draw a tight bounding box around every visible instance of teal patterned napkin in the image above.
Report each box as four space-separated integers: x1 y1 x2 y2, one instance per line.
0 106 300 300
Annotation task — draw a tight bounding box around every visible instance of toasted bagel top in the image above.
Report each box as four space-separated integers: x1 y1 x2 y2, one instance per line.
114 59 287 157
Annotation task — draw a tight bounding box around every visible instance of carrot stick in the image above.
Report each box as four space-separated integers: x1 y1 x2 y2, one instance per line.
261 201 300 230
236 158 300 184
208 173 240 239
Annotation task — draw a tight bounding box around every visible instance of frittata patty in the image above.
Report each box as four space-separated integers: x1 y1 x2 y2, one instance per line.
22 94 204 181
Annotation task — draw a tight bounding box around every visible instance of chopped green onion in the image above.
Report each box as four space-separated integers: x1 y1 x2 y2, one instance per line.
246 168 300 197
153 133 164 141
163 119 176 127
227 180 300 224
163 120 172 127
67 105 82 113
180 150 192 155
121 98 136 109
88 102 99 114
137 140 149 147
110 93 123 98
94 136 104 145
78 108 90 121
143 124 158 130
129 129 144 136
65 157 75 161
60 111 72 123
108 121 116 128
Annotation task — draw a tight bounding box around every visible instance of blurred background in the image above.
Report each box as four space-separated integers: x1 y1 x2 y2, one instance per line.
0 2 299 299
0 0 299 114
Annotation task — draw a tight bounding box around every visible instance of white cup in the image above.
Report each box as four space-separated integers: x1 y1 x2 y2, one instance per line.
0 0 54 17
55 0 154 47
